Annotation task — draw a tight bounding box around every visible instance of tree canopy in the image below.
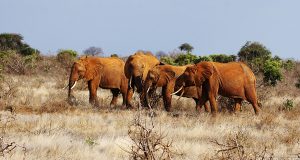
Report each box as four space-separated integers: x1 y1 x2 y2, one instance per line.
83 47 103 56
238 41 271 62
0 33 40 56
178 43 194 54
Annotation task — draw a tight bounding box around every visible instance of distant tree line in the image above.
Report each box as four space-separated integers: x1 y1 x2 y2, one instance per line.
157 42 296 86
0 33 298 87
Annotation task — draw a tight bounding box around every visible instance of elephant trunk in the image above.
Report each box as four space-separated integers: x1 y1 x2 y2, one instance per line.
135 76 143 93
68 66 79 104
141 81 152 108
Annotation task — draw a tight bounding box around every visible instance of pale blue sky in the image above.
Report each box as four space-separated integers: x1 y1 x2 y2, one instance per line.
1 0 299 59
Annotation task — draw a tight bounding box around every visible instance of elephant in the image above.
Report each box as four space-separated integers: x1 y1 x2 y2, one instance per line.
124 51 162 107
141 64 210 112
67 56 132 108
124 51 162 93
174 61 261 116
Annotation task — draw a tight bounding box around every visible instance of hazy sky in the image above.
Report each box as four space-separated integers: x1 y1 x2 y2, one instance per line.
1 0 300 59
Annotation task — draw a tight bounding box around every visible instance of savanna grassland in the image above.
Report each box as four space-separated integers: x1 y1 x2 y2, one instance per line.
0 55 300 160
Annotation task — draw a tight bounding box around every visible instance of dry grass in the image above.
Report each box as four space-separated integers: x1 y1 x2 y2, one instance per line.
0 63 300 159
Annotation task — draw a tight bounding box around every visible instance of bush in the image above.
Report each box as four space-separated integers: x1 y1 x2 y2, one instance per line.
238 41 272 71
0 50 37 74
263 59 283 86
160 56 177 65
56 49 78 67
0 33 40 57
193 56 212 63
110 53 119 57
283 99 294 111
174 53 198 65
282 59 295 71
123 111 180 159
209 54 237 63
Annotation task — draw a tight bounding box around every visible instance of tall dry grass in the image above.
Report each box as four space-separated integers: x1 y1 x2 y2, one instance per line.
0 58 299 159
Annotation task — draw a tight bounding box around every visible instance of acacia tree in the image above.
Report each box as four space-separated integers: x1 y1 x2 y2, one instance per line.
83 46 103 56
179 43 194 54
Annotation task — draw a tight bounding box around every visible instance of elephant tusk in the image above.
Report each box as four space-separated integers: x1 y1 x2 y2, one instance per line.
146 87 150 93
129 76 132 88
171 86 183 95
71 81 77 89
177 89 185 100
145 88 152 110
63 84 69 90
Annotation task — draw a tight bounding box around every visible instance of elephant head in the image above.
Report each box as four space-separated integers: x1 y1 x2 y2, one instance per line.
67 56 95 103
174 62 213 95
141 66 175 108
124 51 161 93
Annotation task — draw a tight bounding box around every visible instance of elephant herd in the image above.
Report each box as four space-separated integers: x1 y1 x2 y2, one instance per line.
67 51 261 116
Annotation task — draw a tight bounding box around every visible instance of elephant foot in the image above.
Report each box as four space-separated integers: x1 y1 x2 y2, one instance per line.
110 103 117 109
68 95 77 106
254 109 261 116
195 106 202 113
90 102 100 109
125 102 135 110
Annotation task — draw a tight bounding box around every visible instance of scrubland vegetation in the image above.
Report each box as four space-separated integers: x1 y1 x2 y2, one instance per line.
0 33 300 159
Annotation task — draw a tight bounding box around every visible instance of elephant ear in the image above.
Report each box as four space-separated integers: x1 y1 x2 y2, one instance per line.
164 70 176 80
159 61 165 65
81 58 95 81
199 62 213 79
142 64 149 81
124 61 132 79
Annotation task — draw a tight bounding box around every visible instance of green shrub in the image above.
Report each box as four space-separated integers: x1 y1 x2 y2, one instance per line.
57 49 78 67
209 54 237 63
20 44 40 56
193 56 212 63
160 56 177 65
282 59 295 71
263 59 283 86
283 99 294 111
174 53 198 65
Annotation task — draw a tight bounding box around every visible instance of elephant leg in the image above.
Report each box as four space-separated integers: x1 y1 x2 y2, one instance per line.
162 86 172 112
208 93 218 116
245 88 261 115
194 98 210 113
194 98 202 112
110 89 120 108
204 101 211 112
126 88 134 109
233 98 242 113
247 96 261 115
88 80 100 108
120 86 128 109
